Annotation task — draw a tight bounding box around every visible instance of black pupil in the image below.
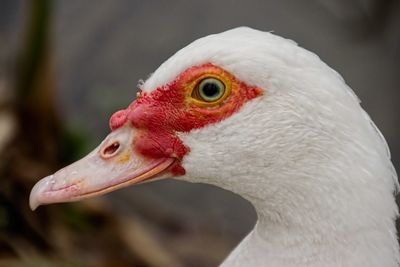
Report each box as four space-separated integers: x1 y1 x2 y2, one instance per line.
202 82 220 97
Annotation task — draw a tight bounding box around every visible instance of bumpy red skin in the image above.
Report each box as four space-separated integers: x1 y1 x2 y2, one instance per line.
109 64 262 175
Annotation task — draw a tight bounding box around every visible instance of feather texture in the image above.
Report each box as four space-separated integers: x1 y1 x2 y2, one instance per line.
143 27 399 267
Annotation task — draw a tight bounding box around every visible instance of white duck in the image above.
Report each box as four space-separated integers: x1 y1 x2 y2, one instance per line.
30 27 399 267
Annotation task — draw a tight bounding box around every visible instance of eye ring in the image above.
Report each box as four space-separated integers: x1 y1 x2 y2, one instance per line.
192 78 226 103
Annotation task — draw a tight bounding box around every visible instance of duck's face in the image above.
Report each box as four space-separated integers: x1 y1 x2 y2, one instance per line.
29 62 263 209
30 27 352 210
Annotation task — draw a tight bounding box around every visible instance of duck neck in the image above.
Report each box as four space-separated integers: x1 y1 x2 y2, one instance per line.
222 171 399 267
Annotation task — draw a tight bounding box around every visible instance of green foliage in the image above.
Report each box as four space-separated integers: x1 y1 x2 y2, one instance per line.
61 205 94 233
16 0 52 101
59 127 90 164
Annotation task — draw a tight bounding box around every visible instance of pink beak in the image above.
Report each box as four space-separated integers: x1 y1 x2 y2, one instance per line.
29 126 175 210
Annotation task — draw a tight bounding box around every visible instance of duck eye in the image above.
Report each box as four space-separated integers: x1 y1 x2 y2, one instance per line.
193 78 225 102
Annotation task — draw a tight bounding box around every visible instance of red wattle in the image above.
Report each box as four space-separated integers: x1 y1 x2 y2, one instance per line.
109 63 262 176
109 109 128 130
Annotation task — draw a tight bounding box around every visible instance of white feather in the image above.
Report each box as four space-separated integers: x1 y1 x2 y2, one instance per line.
144 27 399 267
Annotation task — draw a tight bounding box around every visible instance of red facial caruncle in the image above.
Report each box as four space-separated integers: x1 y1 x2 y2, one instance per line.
29 63 262 210
109 63 262 175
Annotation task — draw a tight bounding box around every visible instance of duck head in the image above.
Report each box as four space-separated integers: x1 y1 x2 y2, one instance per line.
30 28 397 229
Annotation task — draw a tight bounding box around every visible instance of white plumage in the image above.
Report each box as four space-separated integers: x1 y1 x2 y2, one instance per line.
30 27 399 266
144 27 400 267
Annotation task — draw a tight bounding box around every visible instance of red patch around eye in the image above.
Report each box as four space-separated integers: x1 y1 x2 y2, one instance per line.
109 63 262 175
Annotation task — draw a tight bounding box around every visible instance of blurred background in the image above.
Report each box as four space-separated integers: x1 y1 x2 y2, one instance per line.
0 0 399 266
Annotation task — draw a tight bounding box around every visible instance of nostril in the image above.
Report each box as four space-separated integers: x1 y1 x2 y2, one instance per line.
101 141 120 158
